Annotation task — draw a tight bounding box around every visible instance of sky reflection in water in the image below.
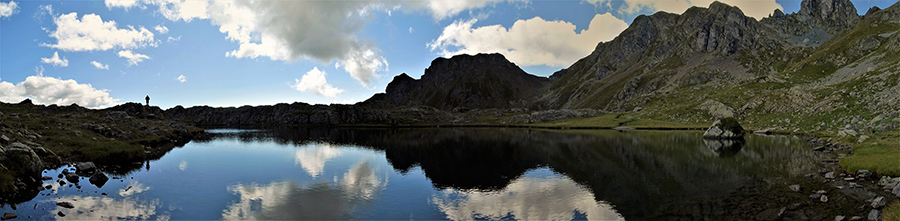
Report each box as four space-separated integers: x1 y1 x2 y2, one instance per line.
0 128 814 220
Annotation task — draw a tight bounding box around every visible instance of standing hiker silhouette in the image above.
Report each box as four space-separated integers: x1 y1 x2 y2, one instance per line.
145 95 150 106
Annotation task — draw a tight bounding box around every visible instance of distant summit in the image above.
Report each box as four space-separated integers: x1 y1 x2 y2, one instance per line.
363 53 549 111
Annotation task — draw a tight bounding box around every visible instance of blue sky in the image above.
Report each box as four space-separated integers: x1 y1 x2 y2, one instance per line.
0 0 895 109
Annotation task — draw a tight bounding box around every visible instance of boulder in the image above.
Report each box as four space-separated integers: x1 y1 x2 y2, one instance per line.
703 118 745 139
75 162 96 173
871 196 885 208
3 143 44 176
867 209 879 221
893 183 900 197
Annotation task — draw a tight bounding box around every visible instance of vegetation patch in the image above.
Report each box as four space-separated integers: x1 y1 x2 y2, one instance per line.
840 130 900 177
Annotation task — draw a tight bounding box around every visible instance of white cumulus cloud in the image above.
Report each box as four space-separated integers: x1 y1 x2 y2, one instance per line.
292 67 344 98
42 12 156 52
90 61 109 70
105 0 140 10
428 13 628 67
153 25 168 34
420 0 526 21
176 74 186 82
0 75 119 108
117 50 150 66
587 0 781 20
40 51 69 67
0 1 18 18
103 0 529 86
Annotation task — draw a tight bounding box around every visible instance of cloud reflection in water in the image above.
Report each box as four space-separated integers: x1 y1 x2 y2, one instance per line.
294 143 342 178
48 196 165 220
432 176 624 221
222 159 385 220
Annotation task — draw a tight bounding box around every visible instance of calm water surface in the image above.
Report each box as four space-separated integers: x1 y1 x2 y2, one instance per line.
0 128 819 220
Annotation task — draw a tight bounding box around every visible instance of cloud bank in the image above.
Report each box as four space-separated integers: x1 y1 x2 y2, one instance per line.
428 13 628 67
43 12 156 52
0 75 119 108
586 0 781 20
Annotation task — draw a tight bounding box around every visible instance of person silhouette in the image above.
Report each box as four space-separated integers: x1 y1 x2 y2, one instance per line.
145 95 150 106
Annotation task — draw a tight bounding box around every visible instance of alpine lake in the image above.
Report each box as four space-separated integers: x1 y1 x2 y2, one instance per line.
0 127 870 220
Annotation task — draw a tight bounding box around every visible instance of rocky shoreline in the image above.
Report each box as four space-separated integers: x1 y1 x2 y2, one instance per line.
0 100 206 204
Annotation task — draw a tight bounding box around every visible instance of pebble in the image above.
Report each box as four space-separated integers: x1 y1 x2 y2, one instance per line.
826 172 836 179
835 215 845 221
790 184 801 192
820 195 829 203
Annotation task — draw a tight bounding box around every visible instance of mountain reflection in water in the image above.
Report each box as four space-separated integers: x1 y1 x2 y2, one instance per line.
202 127 819 219
1 128 820 220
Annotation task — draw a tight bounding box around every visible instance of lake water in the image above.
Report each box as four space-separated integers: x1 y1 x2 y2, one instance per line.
0 128 823 220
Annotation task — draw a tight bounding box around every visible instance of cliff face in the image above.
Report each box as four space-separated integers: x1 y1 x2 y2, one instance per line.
534 1 792 110
362 53 549 111
761 0 860 46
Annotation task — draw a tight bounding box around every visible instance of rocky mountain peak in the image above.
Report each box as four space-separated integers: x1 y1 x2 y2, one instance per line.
797 0 858 22
364 53 549 111
761 0 859 46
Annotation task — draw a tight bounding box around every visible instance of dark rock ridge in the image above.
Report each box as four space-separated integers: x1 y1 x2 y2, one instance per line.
363 53 549 111
167 53 549 126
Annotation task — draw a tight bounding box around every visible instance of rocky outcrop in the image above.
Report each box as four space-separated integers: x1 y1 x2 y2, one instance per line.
703 118 745 139
535 1 790 110
363 53 549 111
761 0 859 46
698 100 735 118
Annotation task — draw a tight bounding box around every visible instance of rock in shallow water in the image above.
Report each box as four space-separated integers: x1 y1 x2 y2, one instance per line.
703 118 745 139
55 202 74 209
1 213 16 220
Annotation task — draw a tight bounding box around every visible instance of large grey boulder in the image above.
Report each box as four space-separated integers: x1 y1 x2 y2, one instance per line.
75 162 96 173
703 118 746 139
3 142 44 176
